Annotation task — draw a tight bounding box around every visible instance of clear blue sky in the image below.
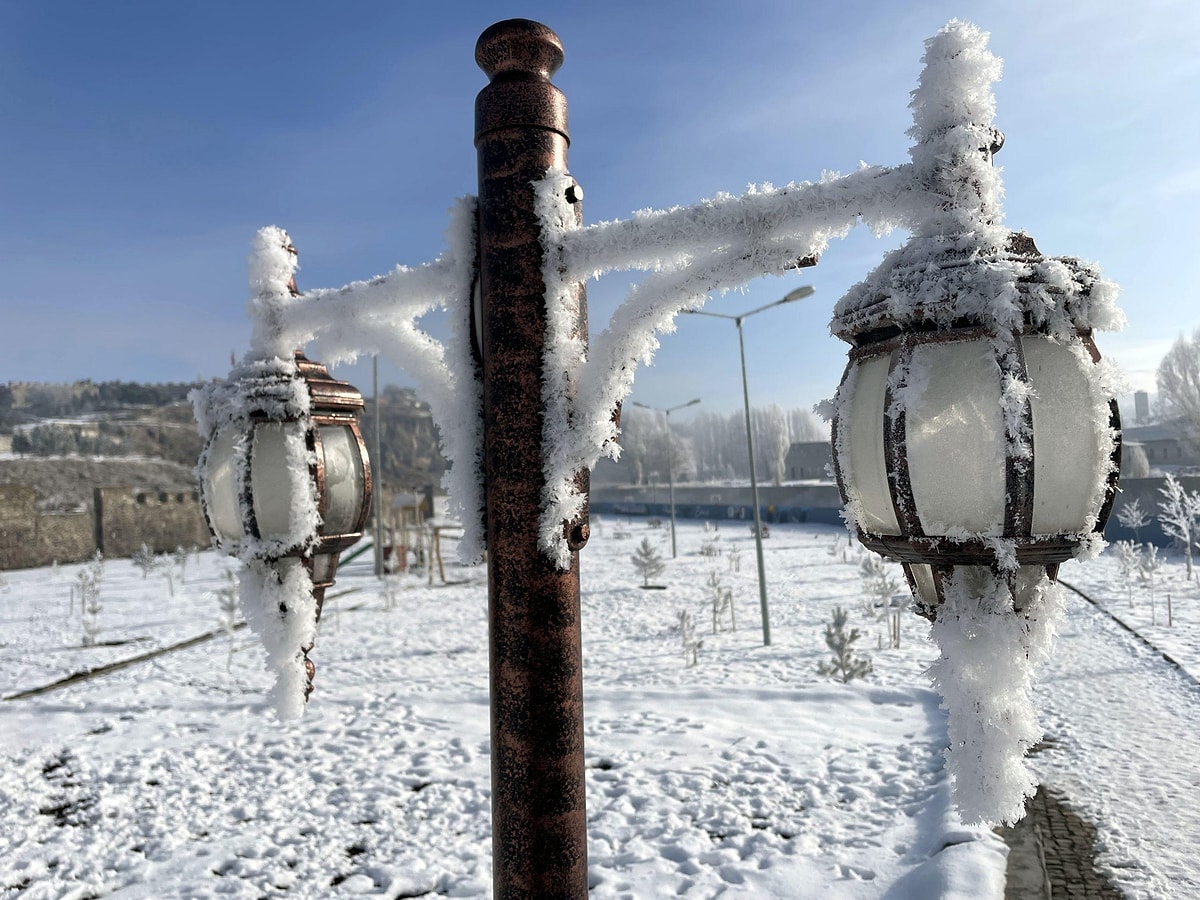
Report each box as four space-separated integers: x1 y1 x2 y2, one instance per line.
2 0 1196 421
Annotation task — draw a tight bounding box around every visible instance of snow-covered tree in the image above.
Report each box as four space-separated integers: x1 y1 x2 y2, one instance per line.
788 407 825 443
1115 498 1150 542
817 606 872 683
757 404 792 486
1158 473 1199 581
1156 328 1200 452
1121 443 1150 479
631 537 666 587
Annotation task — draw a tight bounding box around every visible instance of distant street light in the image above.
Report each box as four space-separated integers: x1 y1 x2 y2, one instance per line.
631 398 701 557
684 284 815 646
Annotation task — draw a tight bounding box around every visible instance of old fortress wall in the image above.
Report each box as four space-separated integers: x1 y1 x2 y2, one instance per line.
0 483 209 570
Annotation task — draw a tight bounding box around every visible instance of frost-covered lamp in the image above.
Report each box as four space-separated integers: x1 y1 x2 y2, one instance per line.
825 22 1124 618
199 351 373 601
193 230 375 715
829 231 1122 614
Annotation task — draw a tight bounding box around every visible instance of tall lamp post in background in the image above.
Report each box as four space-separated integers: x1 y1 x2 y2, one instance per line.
684 284 815 646
632 398 700 557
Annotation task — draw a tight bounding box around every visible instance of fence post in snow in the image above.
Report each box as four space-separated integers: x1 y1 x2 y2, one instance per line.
474 19 589 899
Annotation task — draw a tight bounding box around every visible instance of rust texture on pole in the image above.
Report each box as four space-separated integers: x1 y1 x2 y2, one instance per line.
475 19 589 899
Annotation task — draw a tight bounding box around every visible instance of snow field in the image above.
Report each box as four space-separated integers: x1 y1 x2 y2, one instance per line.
6 518 1198 897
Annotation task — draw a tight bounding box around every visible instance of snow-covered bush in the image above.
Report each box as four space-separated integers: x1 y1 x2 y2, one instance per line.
708 569 734 633
817 606 872 684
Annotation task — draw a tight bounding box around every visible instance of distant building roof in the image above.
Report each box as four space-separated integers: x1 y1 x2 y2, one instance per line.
1123 418 1193 443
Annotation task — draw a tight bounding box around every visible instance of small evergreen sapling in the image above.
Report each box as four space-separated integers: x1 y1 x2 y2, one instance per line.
78 552 104 647
631 537 666 587
817 606 873 683
132 544 156 579
174 546 191 583
154 554 176 597
215 569 241 672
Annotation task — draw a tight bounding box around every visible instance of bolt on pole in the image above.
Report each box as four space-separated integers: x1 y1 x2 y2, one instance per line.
475 19 590 900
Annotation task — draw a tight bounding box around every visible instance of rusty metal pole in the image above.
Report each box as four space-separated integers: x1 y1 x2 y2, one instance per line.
475 19 589 899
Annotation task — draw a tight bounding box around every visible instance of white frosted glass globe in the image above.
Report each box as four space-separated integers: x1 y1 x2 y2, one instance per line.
251 422 306 541
320 425 364 535
841 354 900 534
906 340 1006 535
203 428 243 543
1024 336 1103 534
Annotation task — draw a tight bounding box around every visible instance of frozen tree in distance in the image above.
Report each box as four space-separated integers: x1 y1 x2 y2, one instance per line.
1156 327 1200 452
1115 498 1150 542
1158 473 1199 582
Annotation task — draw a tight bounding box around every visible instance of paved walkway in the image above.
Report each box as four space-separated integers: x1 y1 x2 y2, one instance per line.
1001 588 1200 897
1000 784 1123 899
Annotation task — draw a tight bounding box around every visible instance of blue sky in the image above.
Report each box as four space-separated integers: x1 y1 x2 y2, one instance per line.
2 0 1197 421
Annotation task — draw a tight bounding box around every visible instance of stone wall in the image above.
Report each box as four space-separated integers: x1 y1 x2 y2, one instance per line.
0 483 210 570
94 486 210 559
0 484 95 569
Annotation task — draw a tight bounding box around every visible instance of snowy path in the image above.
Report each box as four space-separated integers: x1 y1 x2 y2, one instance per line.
1034 590 1200 899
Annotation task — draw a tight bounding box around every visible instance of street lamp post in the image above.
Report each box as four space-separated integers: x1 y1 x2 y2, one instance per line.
684 285 814 645
632 398 701 557
197 18 1124 895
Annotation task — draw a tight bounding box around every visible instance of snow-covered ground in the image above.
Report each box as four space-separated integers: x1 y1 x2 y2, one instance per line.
0 518 1197 898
